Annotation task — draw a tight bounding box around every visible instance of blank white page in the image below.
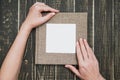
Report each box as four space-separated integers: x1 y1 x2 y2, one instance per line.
46 24 76 53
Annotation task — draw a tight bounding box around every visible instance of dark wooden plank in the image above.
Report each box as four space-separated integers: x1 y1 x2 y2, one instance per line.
18 0 36 80
75 0 88 12
114 0 120 80
87 0 94 48
0 0 18 67
94 0 114 79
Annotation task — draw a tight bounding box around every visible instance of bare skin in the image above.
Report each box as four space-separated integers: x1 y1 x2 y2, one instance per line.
65 39 105 80
0 2 105 80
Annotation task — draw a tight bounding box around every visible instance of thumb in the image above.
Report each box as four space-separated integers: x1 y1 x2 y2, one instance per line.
40 12 56 24
65 65 81 78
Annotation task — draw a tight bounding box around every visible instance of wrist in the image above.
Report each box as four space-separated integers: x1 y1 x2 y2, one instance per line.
20 22 33 32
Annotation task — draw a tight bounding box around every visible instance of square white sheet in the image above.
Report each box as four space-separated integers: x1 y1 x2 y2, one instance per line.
46 24 76 53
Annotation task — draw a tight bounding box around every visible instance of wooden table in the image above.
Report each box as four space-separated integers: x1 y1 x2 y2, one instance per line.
0 0 120 80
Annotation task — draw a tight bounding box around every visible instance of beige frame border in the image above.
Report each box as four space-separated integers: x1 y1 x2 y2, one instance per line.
35 13 87 65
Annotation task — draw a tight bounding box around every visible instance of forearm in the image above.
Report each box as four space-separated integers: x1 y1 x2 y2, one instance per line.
0 24 32 80
0 2 58 80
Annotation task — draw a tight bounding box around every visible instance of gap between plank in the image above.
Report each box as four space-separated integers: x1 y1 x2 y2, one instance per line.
18 0 20 31
92 0 95 51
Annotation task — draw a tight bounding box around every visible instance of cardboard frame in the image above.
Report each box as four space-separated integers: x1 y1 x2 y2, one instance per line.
35 13 87 65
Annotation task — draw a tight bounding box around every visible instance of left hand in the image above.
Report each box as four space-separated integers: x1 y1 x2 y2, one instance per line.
22 2 59 30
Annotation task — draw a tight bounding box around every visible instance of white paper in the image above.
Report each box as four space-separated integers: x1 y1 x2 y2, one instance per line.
46 24 76 53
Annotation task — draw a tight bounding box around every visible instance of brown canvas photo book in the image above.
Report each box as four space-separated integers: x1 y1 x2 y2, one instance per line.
35 13 87 65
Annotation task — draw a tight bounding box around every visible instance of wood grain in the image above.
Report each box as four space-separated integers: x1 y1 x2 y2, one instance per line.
94 0 114 79
0 0 18 67
0 0 119 80
114 0 120 80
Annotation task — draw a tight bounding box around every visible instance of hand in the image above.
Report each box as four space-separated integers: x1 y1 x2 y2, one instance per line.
65 38 105 80
22 2 59 30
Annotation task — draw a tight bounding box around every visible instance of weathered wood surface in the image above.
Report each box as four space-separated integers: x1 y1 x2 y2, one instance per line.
0 0 119 80
0 0 18 66
114 0 120 80
94 0 115 80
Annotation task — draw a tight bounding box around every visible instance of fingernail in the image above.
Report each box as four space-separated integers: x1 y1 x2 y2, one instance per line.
80 38 82 41
65 65 68 68
77 41 79 45
52 12 55 15
84 39 86 42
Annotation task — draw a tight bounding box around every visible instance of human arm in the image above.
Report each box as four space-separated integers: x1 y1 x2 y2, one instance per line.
65 38 105 80
0 2 59 80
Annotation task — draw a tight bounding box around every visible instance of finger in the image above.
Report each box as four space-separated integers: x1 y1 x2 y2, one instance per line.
83 39 96 60
35 3 59 12
39 12 56 24
83 39 92 59
41 6 59 12
33 2 46 6
76 41 84 66
32 2 45 8
79 38 88 61
65 65 81 77
89 47 97 60
44 6 59 12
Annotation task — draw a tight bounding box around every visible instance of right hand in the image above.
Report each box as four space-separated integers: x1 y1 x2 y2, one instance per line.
65 38 105 80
